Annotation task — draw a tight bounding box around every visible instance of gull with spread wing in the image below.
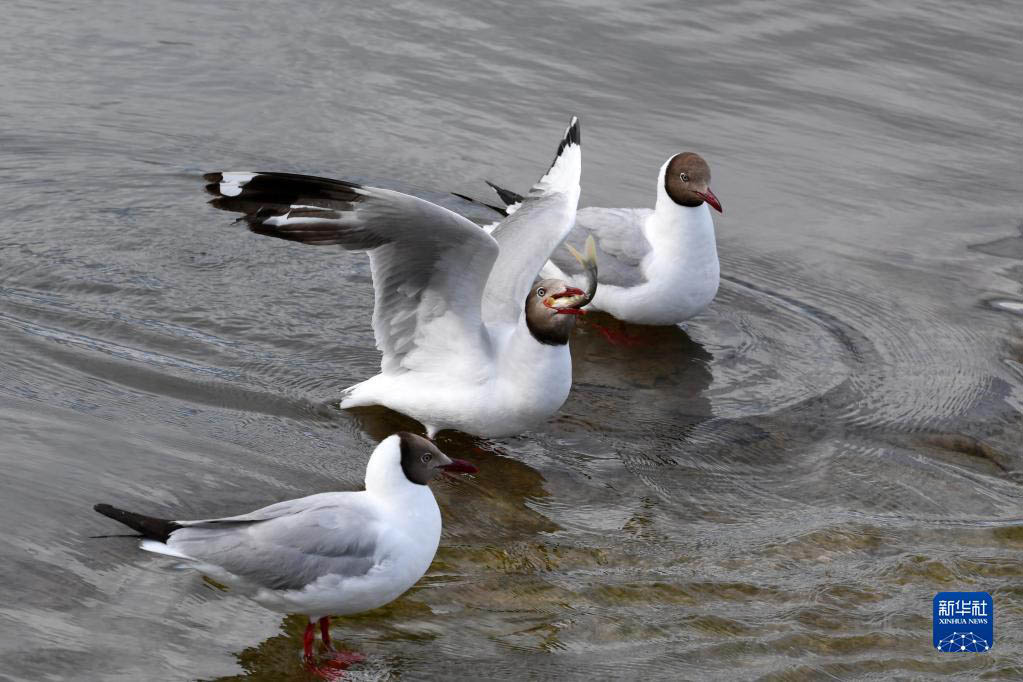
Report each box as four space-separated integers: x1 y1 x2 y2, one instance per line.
203 118 595 437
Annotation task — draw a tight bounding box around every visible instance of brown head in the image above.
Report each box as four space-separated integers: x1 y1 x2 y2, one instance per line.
663 152 722 213
397 432 477 485
524 278 590 346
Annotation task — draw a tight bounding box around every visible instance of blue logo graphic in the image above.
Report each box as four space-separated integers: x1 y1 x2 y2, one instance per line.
933 592 993 652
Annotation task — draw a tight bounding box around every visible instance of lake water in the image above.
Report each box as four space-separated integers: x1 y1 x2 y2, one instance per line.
1 1 1021 679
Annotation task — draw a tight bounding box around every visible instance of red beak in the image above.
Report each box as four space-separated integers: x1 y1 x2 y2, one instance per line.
440 458 478 474
696 188 722 213
551 287 586 299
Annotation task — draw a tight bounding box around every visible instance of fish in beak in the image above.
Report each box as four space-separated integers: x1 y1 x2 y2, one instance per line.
544 286 588 315
561 234 599 313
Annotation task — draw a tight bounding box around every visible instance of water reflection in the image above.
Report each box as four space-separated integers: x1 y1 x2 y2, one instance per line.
572 313 714 398
212 614 380 681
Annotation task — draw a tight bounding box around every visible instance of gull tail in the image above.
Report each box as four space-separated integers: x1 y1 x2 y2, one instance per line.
338 378 378 409
485 181 525 210
449 182 522 231
93 503 182 543
450 192 508 216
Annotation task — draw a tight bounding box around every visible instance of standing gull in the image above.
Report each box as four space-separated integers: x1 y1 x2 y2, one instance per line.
94 432 477 663
203 117 596 438
468 152 722 328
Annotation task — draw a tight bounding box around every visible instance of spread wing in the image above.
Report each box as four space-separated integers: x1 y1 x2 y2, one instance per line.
481 117 581 326
170 493 384 591
204 172 500 376
549 207 653 288
454 177 652 289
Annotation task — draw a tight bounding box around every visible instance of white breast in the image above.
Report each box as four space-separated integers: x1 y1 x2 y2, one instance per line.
593 204 719 325
492 319 573 432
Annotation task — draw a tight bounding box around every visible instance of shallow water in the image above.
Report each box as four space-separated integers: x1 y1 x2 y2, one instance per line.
1 0 1021 679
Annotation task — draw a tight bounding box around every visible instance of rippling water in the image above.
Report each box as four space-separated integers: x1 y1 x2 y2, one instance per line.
1 1 1021 679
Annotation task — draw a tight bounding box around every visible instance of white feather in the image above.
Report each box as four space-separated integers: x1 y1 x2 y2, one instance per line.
544 156 720 325
218 172 254 197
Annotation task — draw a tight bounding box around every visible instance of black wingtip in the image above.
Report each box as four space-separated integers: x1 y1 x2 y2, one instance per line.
565 115 580 147
203 172 220 197
546 116 581 176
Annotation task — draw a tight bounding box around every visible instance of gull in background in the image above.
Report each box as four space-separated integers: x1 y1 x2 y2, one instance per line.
203 117 595 438
463 151 722 331
94 432 478 666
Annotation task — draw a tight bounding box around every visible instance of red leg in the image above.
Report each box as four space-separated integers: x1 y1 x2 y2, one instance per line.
305 615 366 675
319 616 332 650
303 620 316 659
594 319 642 346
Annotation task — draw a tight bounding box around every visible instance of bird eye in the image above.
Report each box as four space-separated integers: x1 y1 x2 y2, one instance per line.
680 172 689 182
421 452 432 463
536 287 546 297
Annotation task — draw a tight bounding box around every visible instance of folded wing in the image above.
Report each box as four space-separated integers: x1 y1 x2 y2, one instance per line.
205 172 500 376
549 207 653 288
170 493 383 591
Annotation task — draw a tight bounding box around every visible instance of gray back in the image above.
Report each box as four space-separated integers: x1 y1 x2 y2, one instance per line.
550 207 653 288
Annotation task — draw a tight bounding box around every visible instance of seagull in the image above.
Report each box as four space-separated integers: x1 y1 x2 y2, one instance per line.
203 117 596 438
463 152 722 328
94 432 478 663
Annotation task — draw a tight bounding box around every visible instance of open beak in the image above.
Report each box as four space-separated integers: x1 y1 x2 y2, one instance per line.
546 287 588 315
440 458 478 474
695 187 723 213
